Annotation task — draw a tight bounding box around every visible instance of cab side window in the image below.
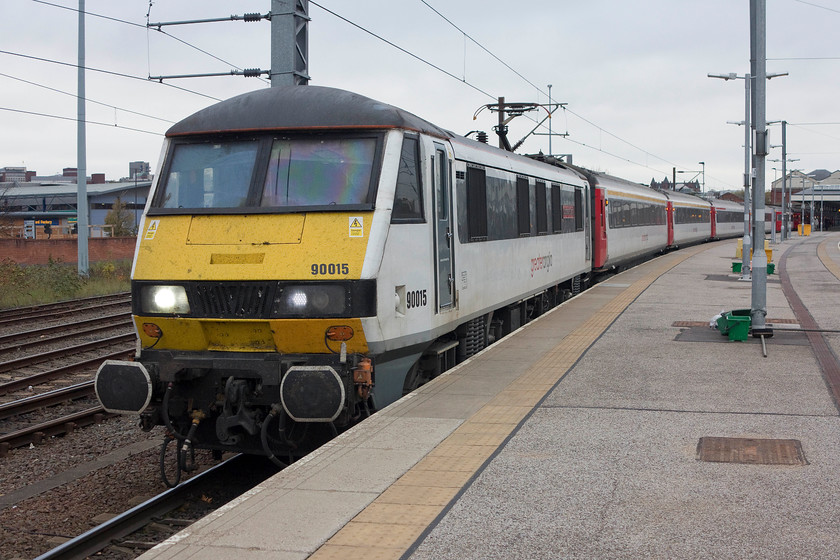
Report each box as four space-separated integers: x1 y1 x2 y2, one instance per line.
391 136 424 223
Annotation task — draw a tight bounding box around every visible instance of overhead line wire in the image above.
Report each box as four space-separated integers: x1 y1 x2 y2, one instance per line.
31 0 146 28
0 71 175 124
793 0 840 15
0 106 163 136
309 1 496 100
30 0 270 86
415 0 691 177
768 57 840 60
418 0 545 97
787 122 840 143
0 49 222 102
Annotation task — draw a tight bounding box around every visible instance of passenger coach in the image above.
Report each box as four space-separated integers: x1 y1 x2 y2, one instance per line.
586 170 669 270
666 190 712 247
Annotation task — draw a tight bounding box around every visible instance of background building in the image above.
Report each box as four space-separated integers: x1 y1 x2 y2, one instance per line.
0 179 151 239
128 161 151 180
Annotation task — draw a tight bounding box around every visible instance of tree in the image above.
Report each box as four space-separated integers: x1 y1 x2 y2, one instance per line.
104 197 135 237
0 185 15 238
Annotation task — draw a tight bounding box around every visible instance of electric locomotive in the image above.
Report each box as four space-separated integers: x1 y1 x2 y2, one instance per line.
95 86 593 468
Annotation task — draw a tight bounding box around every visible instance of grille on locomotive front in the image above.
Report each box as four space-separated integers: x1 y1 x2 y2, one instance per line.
191 283 274 319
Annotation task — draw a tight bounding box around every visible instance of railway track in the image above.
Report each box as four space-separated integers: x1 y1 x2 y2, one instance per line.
0 333 136 378
0 380 94 420
0 311 132 351
0 294 135 456
0 347 134 397
0 292 130 326
0 406 111 457
33 454 277 560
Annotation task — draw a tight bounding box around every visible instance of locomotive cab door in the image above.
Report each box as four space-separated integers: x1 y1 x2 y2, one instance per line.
432 142 454 310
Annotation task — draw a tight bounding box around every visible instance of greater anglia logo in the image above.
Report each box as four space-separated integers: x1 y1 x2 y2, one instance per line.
530 254 553 277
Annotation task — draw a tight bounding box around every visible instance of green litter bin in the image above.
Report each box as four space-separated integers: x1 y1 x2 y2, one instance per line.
766 263 775 275
731 262 742 273
716 309 751 342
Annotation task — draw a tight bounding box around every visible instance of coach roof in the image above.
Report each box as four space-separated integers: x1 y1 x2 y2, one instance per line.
166 85 453 139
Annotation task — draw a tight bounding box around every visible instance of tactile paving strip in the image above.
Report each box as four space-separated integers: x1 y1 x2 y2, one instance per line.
309 244 713 560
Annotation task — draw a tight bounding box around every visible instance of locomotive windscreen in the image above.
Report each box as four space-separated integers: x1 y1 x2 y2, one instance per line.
262 137 376 207
159 141 259 209
153 134 382 212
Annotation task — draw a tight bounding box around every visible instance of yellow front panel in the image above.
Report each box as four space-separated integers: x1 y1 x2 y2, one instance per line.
187 214 305 245
135 213 372 281
134 317 369 354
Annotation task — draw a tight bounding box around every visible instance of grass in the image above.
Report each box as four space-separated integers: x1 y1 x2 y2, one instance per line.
0 257 132 310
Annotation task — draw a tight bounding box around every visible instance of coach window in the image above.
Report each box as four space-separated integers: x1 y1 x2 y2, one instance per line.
516 177 530 236
551 184 562 233
535 181 548 234
466 166 488 241
391 135 424 223
561 187 575 233
574 187 584 231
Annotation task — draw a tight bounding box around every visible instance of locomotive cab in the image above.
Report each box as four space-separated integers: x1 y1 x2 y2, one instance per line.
95 86 453 466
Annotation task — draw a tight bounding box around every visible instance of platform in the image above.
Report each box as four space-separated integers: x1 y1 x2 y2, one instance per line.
140 233 840 560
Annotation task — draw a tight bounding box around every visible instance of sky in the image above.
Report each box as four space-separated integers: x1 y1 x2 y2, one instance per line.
2 0 839 191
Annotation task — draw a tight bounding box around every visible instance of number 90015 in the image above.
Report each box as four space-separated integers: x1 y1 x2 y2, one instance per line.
311 263 350 275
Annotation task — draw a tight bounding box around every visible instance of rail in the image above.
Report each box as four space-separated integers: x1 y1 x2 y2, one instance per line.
33 454 247 560
0 381 94 420
0 333 136 375
0 406 112 453
0 292 129 317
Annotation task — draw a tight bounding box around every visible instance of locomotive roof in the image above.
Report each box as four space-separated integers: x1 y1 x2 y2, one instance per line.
166 86 453 139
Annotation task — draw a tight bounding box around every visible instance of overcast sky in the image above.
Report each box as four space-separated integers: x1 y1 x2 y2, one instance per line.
3 0 839 191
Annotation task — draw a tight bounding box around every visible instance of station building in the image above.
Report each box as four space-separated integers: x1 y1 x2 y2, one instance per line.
0 179 151 239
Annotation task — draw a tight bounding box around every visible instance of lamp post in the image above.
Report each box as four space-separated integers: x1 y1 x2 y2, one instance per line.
709 72 753 279
710 70 788 276
699 161 705 194
769 151 798 241
820 185 824 232
708 0 785 336
801 176 807 230
676 168 703 193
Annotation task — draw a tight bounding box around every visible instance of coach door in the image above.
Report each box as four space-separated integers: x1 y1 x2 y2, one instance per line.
666 201 675 246
433 143 454 310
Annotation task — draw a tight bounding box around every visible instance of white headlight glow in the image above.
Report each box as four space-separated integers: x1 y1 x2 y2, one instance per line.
274 285 347 316
142 285 190 314
289 290 308 309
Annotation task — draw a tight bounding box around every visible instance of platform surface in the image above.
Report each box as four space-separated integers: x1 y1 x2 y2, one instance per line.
140 233 840 560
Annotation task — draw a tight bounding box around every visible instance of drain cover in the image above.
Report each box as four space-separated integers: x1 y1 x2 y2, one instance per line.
696 437 807 465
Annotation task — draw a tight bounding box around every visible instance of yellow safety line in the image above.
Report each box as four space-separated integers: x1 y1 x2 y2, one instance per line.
309 244 711 560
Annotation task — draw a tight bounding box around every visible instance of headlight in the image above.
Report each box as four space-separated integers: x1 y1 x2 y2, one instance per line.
273 285 347 316
140 285 191 314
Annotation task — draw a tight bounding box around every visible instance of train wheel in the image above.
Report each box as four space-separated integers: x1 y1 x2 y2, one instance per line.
401 361 424 395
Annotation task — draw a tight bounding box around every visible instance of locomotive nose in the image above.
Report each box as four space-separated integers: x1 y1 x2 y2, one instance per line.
95 360 154 413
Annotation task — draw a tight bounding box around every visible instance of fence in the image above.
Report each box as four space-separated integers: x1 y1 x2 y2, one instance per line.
0 237 137 265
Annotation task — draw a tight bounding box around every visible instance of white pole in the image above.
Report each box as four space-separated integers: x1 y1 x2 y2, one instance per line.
77 0 88 275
